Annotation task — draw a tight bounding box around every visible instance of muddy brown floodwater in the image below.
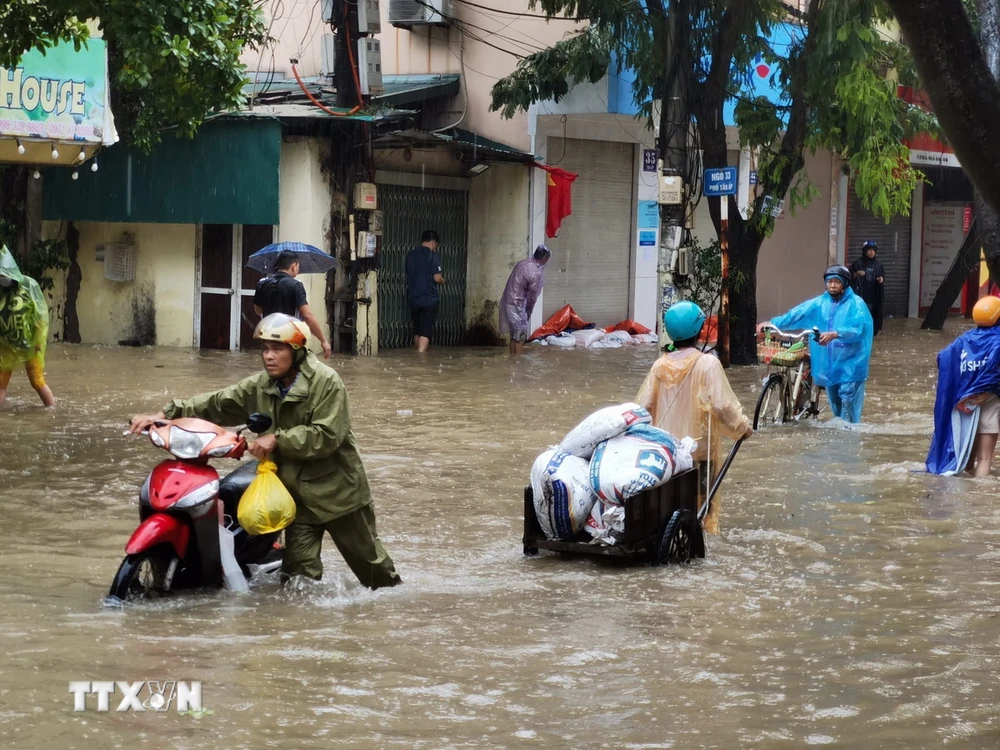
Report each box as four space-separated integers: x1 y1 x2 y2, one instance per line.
2 319 999 748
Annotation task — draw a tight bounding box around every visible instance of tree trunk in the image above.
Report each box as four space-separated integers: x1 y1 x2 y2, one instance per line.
63 222 82 344
975 0 1000 282
887 0 1000 215
978 190 1000 290
922 217 980 328
727 221 762 364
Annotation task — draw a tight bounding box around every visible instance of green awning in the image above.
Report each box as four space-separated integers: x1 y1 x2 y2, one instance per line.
42 118 281 225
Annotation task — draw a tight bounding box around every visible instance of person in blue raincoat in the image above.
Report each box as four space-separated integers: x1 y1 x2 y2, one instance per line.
927 296 1000 476
759 265 874 423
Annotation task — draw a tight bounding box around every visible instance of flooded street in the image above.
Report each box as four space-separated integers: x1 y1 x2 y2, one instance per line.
4 319 1000 748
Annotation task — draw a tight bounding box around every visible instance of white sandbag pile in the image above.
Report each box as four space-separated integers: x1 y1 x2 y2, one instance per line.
531 449 598 540
559 402 651 458
590 424 696 504
530 404 696 545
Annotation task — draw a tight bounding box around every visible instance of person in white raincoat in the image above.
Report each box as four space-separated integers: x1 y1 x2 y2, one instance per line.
498 245 549 355
636 301 752 534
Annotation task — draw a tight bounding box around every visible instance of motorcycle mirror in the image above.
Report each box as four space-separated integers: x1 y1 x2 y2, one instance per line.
247 412 273 434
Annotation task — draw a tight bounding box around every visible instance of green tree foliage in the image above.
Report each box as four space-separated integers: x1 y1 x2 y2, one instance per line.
491 0 933 363
0 1 268 150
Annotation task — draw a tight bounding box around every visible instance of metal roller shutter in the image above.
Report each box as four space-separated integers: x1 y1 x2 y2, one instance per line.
542 138 634 325
846 183 911 317
378 184 468 349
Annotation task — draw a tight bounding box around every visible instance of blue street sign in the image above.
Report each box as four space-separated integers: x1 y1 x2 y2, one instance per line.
643 149 658 172
749 170 758 185
704 167 738 196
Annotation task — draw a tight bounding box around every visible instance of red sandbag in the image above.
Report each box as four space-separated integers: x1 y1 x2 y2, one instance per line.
529 305 594 340
605 319 653 336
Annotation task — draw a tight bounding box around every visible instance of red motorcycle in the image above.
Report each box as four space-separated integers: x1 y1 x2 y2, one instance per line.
108 413 281 602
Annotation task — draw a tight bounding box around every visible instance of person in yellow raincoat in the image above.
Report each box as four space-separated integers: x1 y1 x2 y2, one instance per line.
0 246 54 408
635 301 752 533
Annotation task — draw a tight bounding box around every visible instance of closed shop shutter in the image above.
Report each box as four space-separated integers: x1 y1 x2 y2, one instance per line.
378 184 468 349
846 184 911 317
542 138 634 325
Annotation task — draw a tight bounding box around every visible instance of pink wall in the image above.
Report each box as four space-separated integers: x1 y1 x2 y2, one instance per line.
246 2 579 150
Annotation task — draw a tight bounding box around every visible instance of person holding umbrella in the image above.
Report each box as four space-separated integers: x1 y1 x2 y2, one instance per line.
250 244 332 359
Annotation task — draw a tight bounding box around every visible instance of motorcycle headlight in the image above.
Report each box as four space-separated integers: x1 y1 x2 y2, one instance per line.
168 426 214 460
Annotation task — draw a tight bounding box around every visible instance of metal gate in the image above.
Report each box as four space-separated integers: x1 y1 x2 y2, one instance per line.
846 184 911 317
378 184 468 349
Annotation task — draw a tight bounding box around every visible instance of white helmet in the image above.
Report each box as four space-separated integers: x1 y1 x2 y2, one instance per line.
253 313 310 350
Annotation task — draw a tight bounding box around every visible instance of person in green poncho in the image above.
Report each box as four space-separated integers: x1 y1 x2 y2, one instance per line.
0 246 55 408
129 313 401 590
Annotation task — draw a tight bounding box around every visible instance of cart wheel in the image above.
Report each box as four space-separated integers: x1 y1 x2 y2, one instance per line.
654 510 699 565
523 546 539 556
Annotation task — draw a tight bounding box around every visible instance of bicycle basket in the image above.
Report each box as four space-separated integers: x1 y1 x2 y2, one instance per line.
757 333 809 367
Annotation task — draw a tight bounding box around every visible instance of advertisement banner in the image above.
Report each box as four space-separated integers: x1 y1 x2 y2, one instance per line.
0 40 115 144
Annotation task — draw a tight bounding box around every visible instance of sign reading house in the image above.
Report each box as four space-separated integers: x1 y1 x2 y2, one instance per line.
0 39 116 147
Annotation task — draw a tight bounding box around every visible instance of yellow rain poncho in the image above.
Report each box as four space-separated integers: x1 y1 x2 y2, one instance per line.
635 348 750 534
0 246 48 372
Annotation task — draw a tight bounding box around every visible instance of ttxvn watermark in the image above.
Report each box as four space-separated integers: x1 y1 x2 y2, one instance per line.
69 681 202 712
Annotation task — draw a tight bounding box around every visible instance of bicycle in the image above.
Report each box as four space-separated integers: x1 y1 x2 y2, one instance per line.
753 325 824 430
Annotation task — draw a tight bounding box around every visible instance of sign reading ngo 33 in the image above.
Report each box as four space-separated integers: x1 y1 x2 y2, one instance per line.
0 40 113 143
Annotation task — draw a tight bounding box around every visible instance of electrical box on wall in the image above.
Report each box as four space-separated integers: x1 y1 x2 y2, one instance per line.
659 174 683 206
100 241 136 282
357 38 384 96
320 34 336 77
357 0 382 34
353 182 378 210
358 231 378 258
370 210 384 235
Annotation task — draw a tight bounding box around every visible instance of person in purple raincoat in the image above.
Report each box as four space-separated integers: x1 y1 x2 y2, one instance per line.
499 245 550 355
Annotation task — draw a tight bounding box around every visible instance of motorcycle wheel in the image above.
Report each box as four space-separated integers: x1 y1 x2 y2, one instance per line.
108 544 174 602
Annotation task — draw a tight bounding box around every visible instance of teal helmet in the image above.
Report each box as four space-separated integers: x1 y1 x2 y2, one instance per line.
663 300 706 341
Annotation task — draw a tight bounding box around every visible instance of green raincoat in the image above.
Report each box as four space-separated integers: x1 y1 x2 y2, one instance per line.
0 246 48 372
162 354 372 524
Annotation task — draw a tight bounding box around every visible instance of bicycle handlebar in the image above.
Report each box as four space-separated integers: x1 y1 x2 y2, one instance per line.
760 324 821 341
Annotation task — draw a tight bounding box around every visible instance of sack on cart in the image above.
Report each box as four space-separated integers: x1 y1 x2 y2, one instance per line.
589 425 696 505
559 402 652 459
531 449 599 540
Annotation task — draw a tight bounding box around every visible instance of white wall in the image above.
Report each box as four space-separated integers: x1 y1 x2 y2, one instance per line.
529 112 660 331
467 163 531 335
278 137 332 340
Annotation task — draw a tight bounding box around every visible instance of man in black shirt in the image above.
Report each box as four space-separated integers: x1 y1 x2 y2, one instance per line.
404 230 445 352
253 250 332 358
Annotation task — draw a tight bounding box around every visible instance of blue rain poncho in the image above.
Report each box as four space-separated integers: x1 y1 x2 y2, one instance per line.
769 287 874 387
926 327 1000 475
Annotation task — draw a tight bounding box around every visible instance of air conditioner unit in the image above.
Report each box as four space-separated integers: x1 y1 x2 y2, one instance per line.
387 0 453 28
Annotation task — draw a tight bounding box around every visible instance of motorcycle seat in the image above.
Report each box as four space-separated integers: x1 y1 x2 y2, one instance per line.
219 460 258 519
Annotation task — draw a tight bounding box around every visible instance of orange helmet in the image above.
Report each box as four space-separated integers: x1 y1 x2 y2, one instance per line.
973 296 1000 328
253 313 310 349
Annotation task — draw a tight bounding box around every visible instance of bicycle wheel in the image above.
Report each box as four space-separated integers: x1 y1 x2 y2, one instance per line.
754 374 786 429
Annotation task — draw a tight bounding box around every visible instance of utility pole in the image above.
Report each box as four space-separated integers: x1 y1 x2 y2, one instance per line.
658 0 690 340
332 1 360 109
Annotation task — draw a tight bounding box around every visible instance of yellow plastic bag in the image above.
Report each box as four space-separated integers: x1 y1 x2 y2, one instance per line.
237 461 297 535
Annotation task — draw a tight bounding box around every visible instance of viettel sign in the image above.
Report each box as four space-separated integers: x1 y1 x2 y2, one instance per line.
0 39 116 145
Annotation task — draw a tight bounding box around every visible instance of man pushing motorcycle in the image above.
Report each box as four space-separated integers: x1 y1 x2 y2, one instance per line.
129 313 401 590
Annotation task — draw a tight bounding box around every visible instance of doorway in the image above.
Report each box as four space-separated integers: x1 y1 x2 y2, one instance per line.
197 224 274 350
